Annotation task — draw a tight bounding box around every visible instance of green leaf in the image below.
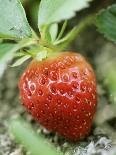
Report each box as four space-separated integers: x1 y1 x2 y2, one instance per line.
0 0 32 39
38 0 92 30
49 23 58 42
0 39 36 63
96 4 116 42
45 30 52 43
0 43 15 77
0 38 36 77
11 55 31 67
0 43 15 62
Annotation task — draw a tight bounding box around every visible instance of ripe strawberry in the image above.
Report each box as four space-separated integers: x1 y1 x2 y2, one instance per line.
19 52 97 141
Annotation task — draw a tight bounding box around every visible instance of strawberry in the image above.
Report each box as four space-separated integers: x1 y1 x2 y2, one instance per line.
19 52 97 141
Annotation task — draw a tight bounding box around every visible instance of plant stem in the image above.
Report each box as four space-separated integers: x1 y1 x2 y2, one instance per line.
9 117 64 155
39 39 59 51
60 15 96 50
9 38 37 55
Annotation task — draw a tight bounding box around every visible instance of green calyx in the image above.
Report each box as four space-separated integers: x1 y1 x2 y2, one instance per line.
11 21 68 67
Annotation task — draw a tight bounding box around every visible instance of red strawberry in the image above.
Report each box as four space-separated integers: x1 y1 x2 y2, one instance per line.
19 52 97 141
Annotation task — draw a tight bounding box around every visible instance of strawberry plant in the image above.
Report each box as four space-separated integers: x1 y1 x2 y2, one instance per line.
0 0 116 155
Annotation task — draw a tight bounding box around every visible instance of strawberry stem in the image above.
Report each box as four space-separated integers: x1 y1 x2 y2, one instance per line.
39 39 59 51
58 15 96 50
10 38 37 55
